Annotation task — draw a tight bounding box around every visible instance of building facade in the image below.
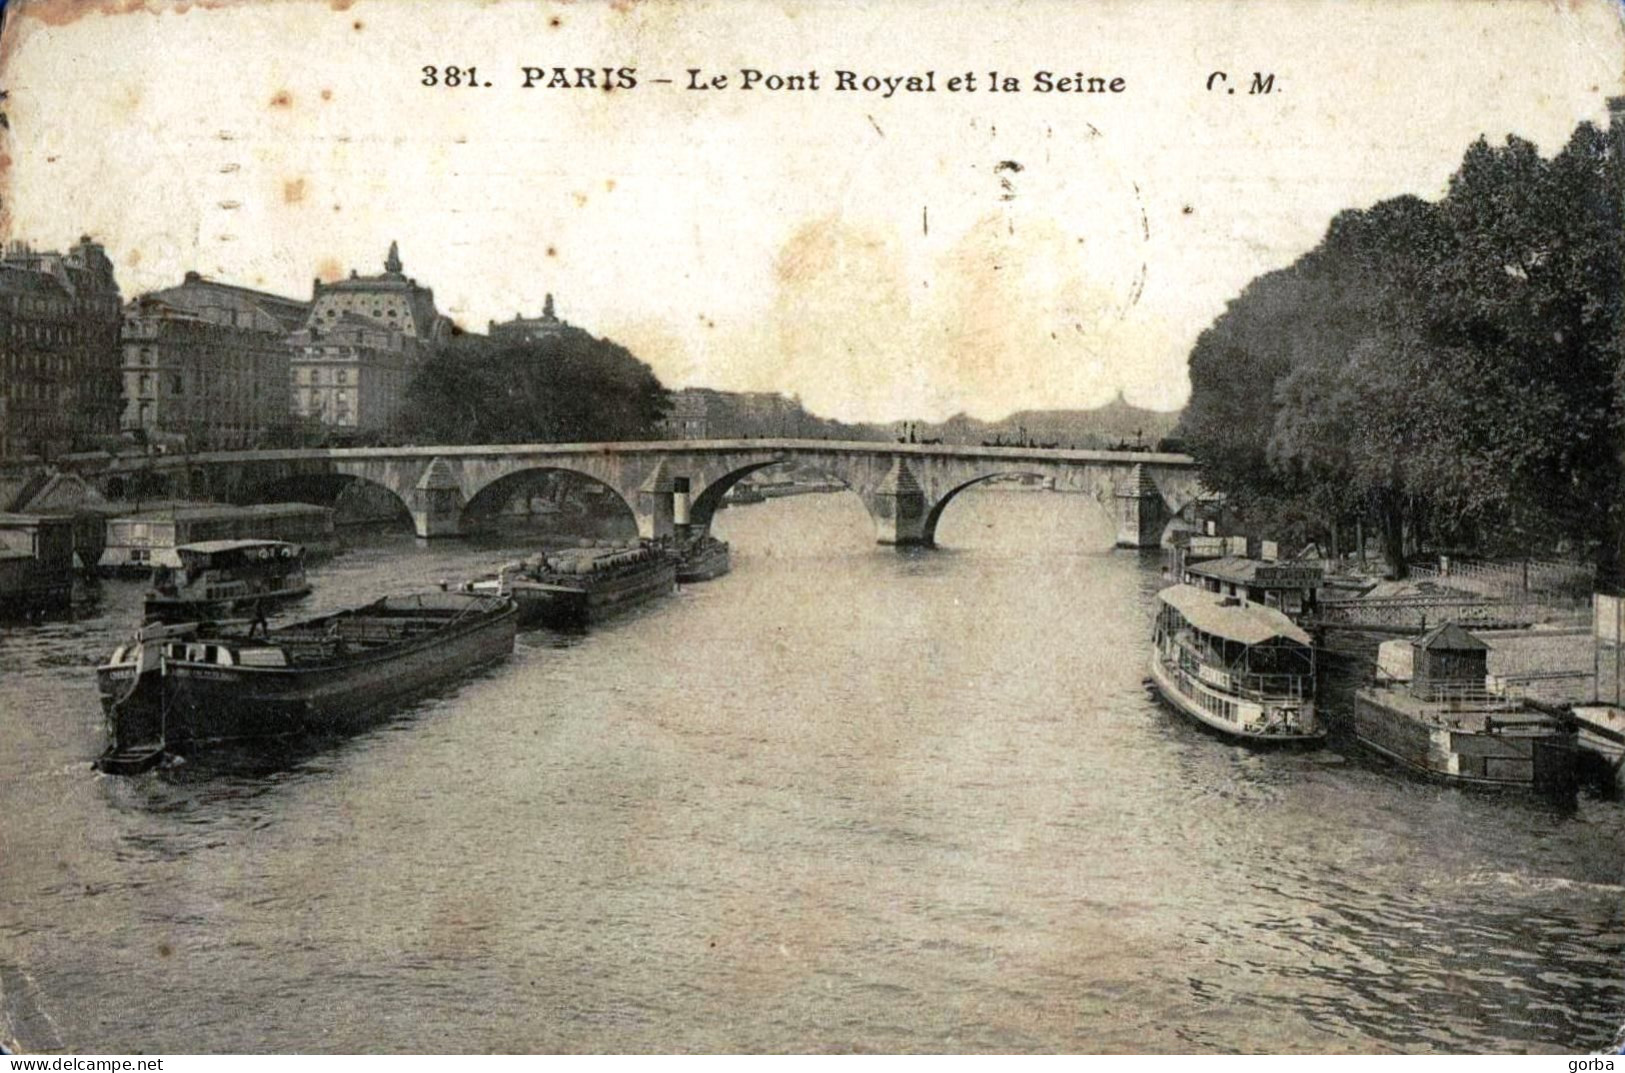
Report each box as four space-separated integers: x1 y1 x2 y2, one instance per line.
120 272 309 450
289 242 452 431
658 387 808 440
0 237 122 463
659 388 712 439
488 293 569 342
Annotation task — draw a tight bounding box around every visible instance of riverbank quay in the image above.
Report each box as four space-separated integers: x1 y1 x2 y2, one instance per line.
1311 597 1622 791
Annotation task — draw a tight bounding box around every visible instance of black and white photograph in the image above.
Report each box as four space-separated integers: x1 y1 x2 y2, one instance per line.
0 0 1623 1055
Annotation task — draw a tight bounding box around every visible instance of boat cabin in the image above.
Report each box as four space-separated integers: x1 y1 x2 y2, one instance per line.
1409 621 1489 701
1156 585 1316 700
150 539 307 605
1182 555 1323 618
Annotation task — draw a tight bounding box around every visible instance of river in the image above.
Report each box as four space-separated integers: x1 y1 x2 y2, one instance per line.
1 488 1621 1053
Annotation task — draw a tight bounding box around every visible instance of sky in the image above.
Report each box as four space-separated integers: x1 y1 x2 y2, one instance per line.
2 0 1622 422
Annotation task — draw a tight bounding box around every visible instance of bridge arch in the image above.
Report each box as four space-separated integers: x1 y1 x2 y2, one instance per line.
920 471 1049 547
242 471 415 532
459 465 640 539
689 460 791 533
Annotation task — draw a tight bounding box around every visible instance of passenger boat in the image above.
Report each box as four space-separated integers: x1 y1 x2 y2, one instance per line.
675 534 731 583
723 484 766 506
463 541 676 627
143 539 311 622
1148 584 1323 743
95 591 518 772
1353 623 1577 794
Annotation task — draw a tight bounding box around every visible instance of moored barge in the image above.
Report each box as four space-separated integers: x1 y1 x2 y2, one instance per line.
0 513 75 617
1149 584 1323 744
98 502 335 575
1569 704 1625 791
95 591 518 772
1352 623 1578 795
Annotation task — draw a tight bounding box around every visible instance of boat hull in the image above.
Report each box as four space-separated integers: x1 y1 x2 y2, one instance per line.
1148 651 1324 745
1353 689 1578 794
162 607 517 744
96 661 166 753
98 598 518 759
1570 705 1625 791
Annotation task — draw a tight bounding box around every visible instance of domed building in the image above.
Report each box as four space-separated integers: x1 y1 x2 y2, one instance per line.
287 242 453 431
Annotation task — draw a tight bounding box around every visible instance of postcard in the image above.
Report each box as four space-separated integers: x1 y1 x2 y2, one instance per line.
1 0 1622 1056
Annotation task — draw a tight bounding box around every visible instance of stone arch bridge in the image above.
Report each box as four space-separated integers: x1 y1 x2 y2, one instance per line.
92 440 1202 548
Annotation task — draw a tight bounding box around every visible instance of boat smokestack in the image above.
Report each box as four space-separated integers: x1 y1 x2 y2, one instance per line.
673 477 691 529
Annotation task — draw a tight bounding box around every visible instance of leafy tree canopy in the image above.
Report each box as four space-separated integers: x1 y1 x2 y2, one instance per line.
1179 118 1625 583
399 327 671 445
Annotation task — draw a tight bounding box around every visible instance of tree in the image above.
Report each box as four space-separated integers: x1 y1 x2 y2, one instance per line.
397 327 671 445
1180 117 1625 583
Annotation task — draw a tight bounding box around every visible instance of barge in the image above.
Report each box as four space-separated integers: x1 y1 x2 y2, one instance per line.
675 534 731 583
1569 705 1625 791
1352 623 1578 795
0 513 75 617
98 502 334 575
464 542 676 627
1148 584 1324 744
95 591 518 772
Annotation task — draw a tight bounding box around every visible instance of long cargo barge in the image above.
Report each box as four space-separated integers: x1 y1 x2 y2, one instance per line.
464 542 676 627
95 591 518 772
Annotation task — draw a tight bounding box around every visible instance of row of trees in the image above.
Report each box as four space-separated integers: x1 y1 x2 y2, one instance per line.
1179 118 1625 583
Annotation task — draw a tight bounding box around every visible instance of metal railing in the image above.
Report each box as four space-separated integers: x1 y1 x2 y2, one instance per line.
1405 681 1528 710
1314 596 1543 630
1169 643 1311 703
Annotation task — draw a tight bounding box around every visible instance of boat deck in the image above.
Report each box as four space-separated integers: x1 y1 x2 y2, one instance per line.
1360 686 1554 734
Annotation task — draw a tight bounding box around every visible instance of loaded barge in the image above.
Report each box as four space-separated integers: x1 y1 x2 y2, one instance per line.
464 541 676 627
95 591 518 773
675 534 730 583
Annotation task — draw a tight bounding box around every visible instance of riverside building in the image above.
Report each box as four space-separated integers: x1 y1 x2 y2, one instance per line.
0 237 122 463
288 242 453 431
120 272 309 450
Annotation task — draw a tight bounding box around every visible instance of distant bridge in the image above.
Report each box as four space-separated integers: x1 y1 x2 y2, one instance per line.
88 439 1202 547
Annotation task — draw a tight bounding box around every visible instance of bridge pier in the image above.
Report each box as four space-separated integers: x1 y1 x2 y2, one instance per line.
865 458 933 546
635 462 677 541
411 458 466 539
1114 464 1167 548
